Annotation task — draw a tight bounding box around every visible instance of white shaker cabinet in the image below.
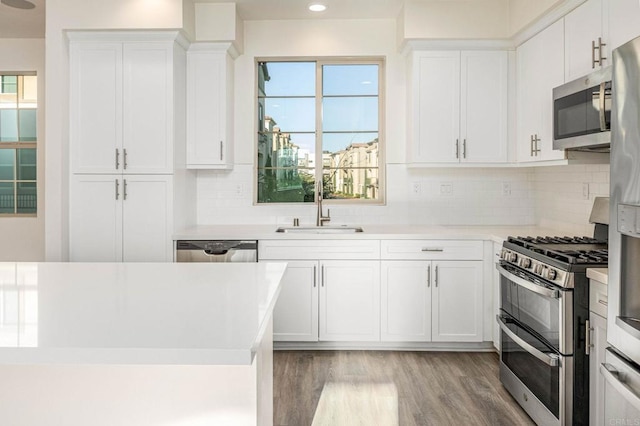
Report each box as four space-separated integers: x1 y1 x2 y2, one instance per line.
380 240 484 343
70 35 181 175
588 274 608 426
516 19 566 163
606 0 640 51
408 49 507 165
564 0 604 82
186 43 236 169
272 260 319 342
69 174 173 262
319 260 381 342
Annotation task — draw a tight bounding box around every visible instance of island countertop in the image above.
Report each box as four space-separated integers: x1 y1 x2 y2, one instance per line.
0 262 287 366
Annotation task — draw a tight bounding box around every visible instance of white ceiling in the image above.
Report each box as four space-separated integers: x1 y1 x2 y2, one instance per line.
0 0 45 38
0 0 498 39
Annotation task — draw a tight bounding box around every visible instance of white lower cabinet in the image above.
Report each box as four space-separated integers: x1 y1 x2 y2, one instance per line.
319 260 381 342
589 311 607 426
69 174 173 262
381 260 483 342
273 260 319 342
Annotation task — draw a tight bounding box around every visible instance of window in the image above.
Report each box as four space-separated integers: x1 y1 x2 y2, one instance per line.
256 59 383 204
0 74 37 215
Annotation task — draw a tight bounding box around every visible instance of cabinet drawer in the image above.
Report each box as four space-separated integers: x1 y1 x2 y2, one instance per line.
380 240 483 260
589 279 608 318
259 240 380 260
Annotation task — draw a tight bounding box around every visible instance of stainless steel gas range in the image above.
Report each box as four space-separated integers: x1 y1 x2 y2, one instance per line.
497 207 609 426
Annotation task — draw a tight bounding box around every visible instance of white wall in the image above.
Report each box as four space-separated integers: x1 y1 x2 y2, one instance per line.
0 39 45 261
534 164 610 236
508 0 565 35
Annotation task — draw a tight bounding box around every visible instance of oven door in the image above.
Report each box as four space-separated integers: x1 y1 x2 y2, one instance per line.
497 262 573 355
498 314 570 426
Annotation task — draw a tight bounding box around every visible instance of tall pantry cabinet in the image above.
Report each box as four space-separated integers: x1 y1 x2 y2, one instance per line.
68 31 194 262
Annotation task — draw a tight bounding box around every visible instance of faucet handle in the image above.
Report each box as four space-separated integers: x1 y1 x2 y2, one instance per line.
326 209 331 218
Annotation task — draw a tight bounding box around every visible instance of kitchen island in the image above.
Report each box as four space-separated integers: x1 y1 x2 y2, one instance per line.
0 261 287 426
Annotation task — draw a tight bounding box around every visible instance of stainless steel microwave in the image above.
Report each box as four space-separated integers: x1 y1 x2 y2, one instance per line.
552 66 611 151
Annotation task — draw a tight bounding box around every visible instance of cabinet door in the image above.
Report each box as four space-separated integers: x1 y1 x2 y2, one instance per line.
187 47 233 169
381 261 431 342
432 260 483 342
589 312 607 426
564 0 604 81
122 42 174 174
319 260 380 341
273 260 319 342
516 35 541 162
460 51 508 163
121 175 173 262
606 0 640 51
538 20 567 161
412 51 460 163
69 175 122 262
70 42 123 174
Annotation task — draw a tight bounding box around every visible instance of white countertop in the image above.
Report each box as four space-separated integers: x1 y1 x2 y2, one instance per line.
587 268 609 285
0 262 287 366
174 224 564 244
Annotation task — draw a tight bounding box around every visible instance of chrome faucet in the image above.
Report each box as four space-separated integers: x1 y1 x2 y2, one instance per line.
316 182 331 227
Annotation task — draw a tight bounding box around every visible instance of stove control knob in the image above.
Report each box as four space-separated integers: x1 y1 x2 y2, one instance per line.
546 269 558 280
507 252 518 263
534 264 544 275
519 258 532 269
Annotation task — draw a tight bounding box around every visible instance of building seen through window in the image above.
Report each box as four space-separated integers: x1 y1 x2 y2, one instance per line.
257 59 382 203
0 74 37 215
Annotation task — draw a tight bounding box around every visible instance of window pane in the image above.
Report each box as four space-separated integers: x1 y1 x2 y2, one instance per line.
17 148 36 180
1 76 17 94
323 168 379 201
0 149 15 180
263 97 315 132
18 109 37 141
260 62 315 97
16 182 36 214
323 64 379 96
0 109 18 142
257 168 315 203
323 97 378 132
322 132 378 162
258 132 315 171
20 76 37 104
0 182 13 213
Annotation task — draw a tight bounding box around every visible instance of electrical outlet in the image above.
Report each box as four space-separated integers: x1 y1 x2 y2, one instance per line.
502 182 511 196
235 184 244 196
582 183 590 200
411 182 422 196
440 183 453 196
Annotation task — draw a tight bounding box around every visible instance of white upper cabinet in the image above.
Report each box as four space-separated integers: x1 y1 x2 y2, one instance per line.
70 33 182 175
565 0 640 82
409 49 508 165
186 43 235 169
517 20 566 163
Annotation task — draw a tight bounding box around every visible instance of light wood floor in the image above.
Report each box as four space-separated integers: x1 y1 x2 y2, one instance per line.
274 350 535 426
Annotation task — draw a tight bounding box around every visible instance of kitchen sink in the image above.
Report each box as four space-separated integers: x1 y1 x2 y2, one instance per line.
276 226 364 234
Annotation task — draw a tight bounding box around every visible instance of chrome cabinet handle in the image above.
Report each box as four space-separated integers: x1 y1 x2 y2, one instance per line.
421 248 444 252
313 265 317 288
123 148 128 170
598 299 608 306
585 319 592 356
435 265 438 287
220 141 224 161
115 149 120 170
496 263 560 299
600 363 640 412
532 134 541 156
427 265 431 288
498 315 559 367
455 139 459 159
530 135 534 157
115 179 119 200
123 179 127 201
592 37 607 68
321 265 324 287
463 139 467 159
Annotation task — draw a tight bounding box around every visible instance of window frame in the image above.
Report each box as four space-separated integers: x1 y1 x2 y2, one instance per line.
254 57 385 206
0 72 38 217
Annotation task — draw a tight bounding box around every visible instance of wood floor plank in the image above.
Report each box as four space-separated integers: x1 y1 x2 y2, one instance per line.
274 351 535 426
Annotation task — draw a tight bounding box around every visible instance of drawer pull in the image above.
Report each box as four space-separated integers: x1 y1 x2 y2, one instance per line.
598 299 608 307
422 248 444 252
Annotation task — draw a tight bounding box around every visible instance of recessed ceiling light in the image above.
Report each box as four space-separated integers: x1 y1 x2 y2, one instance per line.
1 0 35 9
308 3 327 12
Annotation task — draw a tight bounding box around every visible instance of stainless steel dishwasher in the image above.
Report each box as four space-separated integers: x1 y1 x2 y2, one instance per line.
175 240 258 262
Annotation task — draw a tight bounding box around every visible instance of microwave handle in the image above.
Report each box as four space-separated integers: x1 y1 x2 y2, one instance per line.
599 82 608 131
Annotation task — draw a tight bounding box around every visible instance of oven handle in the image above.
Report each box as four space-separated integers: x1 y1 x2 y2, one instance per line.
497 315 560 367
496 263 560 299
600 363 640 412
